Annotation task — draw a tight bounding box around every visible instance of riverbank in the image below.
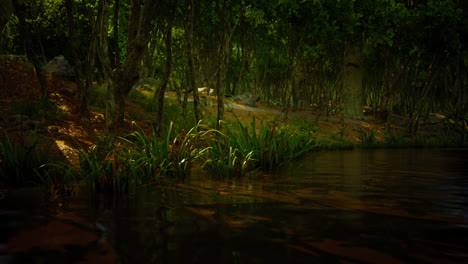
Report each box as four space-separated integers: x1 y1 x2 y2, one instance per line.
0 56 466 189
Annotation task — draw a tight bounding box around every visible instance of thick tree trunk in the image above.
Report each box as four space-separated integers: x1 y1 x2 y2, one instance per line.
342 46 363 118
113 0 157 124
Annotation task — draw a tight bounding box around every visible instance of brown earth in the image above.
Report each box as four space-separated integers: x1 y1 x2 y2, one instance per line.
0 57 397 167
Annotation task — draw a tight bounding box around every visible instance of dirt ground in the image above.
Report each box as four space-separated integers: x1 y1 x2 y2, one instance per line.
0 57 395 167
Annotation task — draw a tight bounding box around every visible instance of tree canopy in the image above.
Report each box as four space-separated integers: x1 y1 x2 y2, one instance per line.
1 0 467 139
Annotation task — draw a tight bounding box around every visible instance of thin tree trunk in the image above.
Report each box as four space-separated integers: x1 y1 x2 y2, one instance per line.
154 10 174 131
65 0 89 123
187 0 201 125
112 0 121 69
342 45 363 118
12 0 48 100
95 0 116 147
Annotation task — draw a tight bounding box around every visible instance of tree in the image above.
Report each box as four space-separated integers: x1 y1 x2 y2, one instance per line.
153 0 177 132
99 0 159 146
12 0 48 100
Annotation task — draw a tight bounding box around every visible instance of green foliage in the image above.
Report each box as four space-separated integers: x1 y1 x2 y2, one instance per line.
77 144 131 194
316 134 354 150
0 132 48 187
36 162 78 201
127 89 197 133
78 122 208 194
158 100 198 134
0 15 19 53
384 128 406 147
290 118 320 134
203 116 316 176
10 100 64 121
357 127 377 147
202 143 254 178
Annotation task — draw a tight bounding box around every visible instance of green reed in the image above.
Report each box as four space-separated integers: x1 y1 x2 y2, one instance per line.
203 117 315 176
77 122 209 194
357 127 377 147
0 131 49 186
202 140 255 178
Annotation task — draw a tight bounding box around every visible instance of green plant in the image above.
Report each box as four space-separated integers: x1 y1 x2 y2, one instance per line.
161 100 197 133
77 122 209 194
202 138 255 178
36 162 78 201
203 116 315 176
384 128 406 147
357 127 377 147
290 118 320 134
78 145 131 194
10 100 64 121
316 134 354 150
0 131 48 186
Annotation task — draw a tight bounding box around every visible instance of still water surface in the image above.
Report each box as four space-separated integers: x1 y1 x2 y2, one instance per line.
2 149 468 263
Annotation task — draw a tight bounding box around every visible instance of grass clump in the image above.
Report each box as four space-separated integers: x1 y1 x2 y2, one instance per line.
316 134 354 150
357 127 377 147
0 132 48 187
203 117 316 177
78 122 208 194
10 99 64 121
384 127 406 147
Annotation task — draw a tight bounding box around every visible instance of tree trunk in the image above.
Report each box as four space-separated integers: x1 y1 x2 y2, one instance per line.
12 0 48 100
95 0 116 147
113 0 158 124
112 0 121 69
65 0 89 123
187 0 201 125
342 46 363 118
154 10 174 132
216 55 225 130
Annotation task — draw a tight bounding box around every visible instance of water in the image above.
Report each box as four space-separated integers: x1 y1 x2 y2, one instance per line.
1 149 467 263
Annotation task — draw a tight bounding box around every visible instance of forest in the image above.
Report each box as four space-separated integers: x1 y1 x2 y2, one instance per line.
1 0 468 190
1 1 468 263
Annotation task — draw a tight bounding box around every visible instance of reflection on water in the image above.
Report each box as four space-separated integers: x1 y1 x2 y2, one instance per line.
1 149 468 263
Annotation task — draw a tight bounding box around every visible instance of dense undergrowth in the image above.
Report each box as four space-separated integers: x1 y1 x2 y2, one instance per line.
1 88 467 199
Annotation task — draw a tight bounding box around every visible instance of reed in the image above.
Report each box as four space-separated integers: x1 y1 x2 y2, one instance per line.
357 127 377 147
384 127 406 147
202 143 254 178
77 122 209 193
203 117 315 176
128 122 207 179
0 131 48 186
77 146 127 194
36 162 78 201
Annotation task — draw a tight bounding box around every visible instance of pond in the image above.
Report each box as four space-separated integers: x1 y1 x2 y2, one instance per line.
1 149 468 263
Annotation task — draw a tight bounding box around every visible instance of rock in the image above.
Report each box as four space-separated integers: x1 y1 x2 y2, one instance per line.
58 87 76 97
132 77 159 91
232 92 257 107
21 120 43 130
43 55 76 81
0 55 28 64
9 114 29 124
48 126 59 133
197 87 214 96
